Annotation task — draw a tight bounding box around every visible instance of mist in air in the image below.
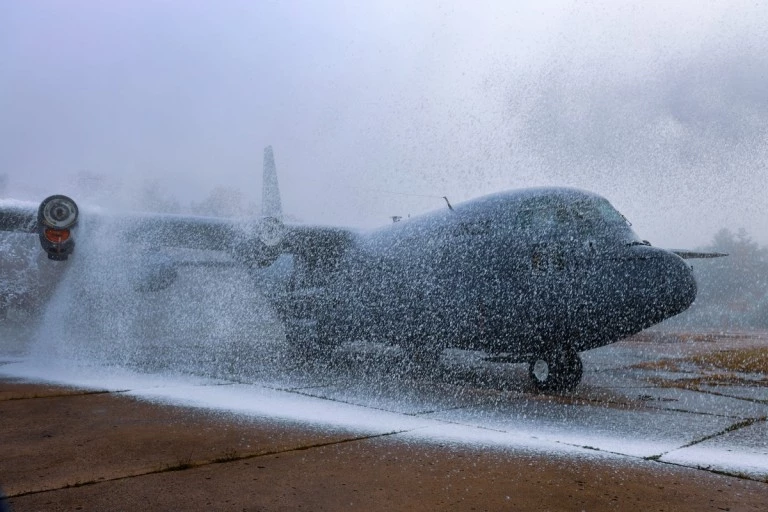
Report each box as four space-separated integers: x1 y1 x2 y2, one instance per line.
1 1 766 248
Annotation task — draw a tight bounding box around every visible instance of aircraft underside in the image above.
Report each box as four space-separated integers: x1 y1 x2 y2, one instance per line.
273 270 583 392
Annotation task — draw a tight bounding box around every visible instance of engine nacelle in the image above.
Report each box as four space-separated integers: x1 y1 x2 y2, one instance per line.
230 217 286 268
231 238 280 268
38 195 78 261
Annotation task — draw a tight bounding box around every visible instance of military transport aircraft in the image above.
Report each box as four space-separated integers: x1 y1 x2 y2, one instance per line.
0 147 725 392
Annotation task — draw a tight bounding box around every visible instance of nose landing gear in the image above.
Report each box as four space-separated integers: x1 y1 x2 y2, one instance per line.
528 345 583 392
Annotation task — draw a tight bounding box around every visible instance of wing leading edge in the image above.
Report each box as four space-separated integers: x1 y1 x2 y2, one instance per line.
670 249 728 259
0 148 357 267
0 200 37 233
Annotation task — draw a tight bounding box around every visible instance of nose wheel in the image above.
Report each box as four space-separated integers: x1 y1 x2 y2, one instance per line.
528 346 583 392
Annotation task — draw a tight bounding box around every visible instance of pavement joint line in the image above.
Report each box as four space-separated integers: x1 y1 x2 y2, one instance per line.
641 416 768 464
277 383 341 392
553 439 639 459
410 403 478 416
505 392 643 411
648 457 768 485
640 402 760 420
280 386 499 419
411 414 511 434
277 385 427 416
677 415 767 450
261 379 343 393
687 386 768 405
553 439 768 485
245 380 568 433
0 389 130 401
585 386 660 389
193 376 307 390
567 387 767 419
7 428 418 499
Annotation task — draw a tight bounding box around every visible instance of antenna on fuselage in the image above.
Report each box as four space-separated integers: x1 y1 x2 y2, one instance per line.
366 188 453 217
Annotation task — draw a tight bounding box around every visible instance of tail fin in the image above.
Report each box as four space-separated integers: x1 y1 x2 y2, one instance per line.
262 146 282 220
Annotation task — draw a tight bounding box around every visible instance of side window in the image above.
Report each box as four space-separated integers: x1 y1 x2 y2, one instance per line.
518 207 553 233
516 197 567 234
570 200 599 237
530 243 567 273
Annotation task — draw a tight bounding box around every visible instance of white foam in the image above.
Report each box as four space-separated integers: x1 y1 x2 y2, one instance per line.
3 355 767 482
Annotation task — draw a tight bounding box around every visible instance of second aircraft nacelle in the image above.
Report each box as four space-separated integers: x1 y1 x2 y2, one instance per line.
230 238 281 268
38 195 79 261
229 216 286 269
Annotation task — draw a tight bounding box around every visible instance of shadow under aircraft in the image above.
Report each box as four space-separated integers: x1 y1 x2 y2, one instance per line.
0 147 725 392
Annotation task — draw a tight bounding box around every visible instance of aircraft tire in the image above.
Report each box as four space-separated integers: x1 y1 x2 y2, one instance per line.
528 346 583 393
563 349 584 390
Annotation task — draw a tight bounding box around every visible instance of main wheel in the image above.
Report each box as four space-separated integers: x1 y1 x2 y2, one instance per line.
528 345 583 392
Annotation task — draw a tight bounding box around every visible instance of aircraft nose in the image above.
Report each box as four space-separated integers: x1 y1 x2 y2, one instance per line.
656 250 697 317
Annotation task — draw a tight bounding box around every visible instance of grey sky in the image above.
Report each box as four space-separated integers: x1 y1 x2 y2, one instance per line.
1 0 766 248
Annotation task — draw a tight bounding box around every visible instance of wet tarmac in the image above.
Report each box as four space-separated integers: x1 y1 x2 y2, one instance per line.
2 328 767 486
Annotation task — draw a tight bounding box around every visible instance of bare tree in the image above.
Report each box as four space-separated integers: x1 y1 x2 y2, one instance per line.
137 180 181 214
668 228 768 330
191 187 248 217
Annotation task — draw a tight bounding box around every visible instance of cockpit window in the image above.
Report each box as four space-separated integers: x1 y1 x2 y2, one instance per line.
515 195 631 238
517 197 572 232
518 205 555 231
572 198 627 225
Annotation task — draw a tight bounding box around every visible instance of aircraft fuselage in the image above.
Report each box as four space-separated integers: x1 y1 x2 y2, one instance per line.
0 182 702 393
286 187 697 360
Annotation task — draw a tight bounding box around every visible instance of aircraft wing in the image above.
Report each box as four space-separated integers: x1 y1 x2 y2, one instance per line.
283 225 356 260
119 212 242 252
0 200 38 234
0 196 263 261
0 146 357 266
121 213 356 265
0 202 356 268
670 249 728 259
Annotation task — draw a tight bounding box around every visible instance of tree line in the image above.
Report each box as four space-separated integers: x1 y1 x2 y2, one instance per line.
665 228 768 331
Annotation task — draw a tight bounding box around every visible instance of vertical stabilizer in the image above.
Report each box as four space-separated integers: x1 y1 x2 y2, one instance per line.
262 146 282 220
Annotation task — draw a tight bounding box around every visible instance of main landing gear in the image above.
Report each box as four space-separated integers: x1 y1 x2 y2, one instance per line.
528 345 583 392
276 287 339 364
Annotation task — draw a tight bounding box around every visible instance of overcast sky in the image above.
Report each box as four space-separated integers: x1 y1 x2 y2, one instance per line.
1 0 766 248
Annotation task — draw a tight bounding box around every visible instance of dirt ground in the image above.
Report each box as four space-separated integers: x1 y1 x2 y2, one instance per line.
1 379 767 511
